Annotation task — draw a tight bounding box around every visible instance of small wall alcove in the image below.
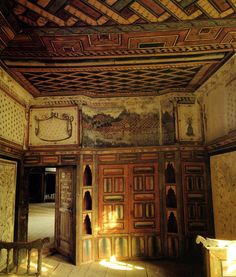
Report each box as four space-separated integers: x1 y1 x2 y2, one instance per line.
166 187 177 208
83 214 92 235
167 211 178 233
83 191 92 211
83 165 92 186
165 162 176 183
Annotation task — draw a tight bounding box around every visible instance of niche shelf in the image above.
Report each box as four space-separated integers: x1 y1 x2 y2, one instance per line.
83 214 92 235
164 161 179 257
164 162 178 234
83 190 92 211
83 165 92 186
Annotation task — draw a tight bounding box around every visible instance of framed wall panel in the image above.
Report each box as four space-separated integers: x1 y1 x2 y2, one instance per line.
29 106 79 147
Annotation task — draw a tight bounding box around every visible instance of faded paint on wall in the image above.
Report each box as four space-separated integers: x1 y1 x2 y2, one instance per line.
0 66 32 106
29 106 78 146
210 151 236 239
161 98 175 145
28 93 201 148
177 103 202 142
196 54 236 143
0 91 26 146
82 104 160 147
0 158 17 270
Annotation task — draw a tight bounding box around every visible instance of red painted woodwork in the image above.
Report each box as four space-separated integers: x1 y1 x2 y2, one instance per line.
98 163 159 235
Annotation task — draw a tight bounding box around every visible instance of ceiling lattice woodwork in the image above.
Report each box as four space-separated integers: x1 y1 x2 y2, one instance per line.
0 0 236 98
21 66 201 96
3 0 236 28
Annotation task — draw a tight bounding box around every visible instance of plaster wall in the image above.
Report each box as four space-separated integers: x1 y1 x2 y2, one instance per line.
0 67 32 148
30 94 202 148
210 151 236 240
196 54 236 143
0 158 17 270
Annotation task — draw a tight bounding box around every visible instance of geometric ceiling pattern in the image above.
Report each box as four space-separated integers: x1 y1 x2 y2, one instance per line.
21 66 201 96
0 0 236 98
6 0 236 28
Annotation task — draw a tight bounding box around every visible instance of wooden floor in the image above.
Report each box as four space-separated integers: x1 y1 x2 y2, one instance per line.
5 203 203 277
49 255 203 277
3 253 203 277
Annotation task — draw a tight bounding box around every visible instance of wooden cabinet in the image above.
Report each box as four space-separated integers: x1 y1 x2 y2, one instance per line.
98 163 161 259
98 164 159 234
182 162 208 236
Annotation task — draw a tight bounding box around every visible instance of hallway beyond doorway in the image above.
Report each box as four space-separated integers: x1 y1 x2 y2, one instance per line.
28 203 55 244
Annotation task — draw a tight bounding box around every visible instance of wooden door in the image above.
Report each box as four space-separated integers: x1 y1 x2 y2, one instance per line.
55 167 75 260
98 165 129 234
98 163 159 234
129 164 159 233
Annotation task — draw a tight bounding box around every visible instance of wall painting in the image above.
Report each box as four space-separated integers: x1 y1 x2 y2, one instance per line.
29 106 78 146
82 106 160 147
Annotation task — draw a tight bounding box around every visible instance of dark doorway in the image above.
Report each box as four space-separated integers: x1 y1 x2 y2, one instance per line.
28 167 56 248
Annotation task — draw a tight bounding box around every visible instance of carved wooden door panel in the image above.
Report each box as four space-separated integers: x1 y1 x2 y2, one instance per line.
98 165 129 234
55 167 75 260
98 163 159 234
129 164 159 233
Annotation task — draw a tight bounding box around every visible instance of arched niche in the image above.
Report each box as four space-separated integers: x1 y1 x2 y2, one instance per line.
166 187 177 208
83 165 92 186
165 162 176 183
83 214 92 235
167 212 178 233
83 191 92 210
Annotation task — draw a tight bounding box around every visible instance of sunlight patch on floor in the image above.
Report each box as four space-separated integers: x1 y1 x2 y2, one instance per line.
99 255 145 271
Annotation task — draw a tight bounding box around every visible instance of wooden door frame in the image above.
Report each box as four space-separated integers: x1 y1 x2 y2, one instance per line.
23 165 77 264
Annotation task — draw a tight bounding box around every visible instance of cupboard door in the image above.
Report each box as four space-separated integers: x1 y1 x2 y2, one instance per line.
129 164 159 233
98 163 159 234
98 165 128 234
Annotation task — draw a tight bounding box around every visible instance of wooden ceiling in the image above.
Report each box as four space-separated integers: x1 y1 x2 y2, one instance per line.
0 0 236 97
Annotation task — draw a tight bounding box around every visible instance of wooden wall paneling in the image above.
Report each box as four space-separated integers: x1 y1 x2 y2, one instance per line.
155 151 168 258
75 157 81 266
129 163 159 234
98 161 161 259
61 154 77 164
131 235 145 258
82 238 93 263
80 161 95 264
182 162 209 251
98 164 129 234
114 236 129 258
174 150 185 257
162 149 186 258
147 235 161 257
98 237 112 259
164 158 180 257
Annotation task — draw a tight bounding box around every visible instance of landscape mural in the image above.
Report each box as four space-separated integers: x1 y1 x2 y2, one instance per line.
161 98 175 145
82 105 160 147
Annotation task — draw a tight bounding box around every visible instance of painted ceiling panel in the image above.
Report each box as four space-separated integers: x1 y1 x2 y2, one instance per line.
3 0 236 28
0 0 236 97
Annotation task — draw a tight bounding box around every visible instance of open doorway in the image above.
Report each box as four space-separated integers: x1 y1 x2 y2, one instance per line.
28 167 56 248
27 166 75 262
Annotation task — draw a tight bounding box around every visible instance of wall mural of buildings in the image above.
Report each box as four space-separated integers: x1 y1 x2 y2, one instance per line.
161 98 175 145
82 105 160 147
